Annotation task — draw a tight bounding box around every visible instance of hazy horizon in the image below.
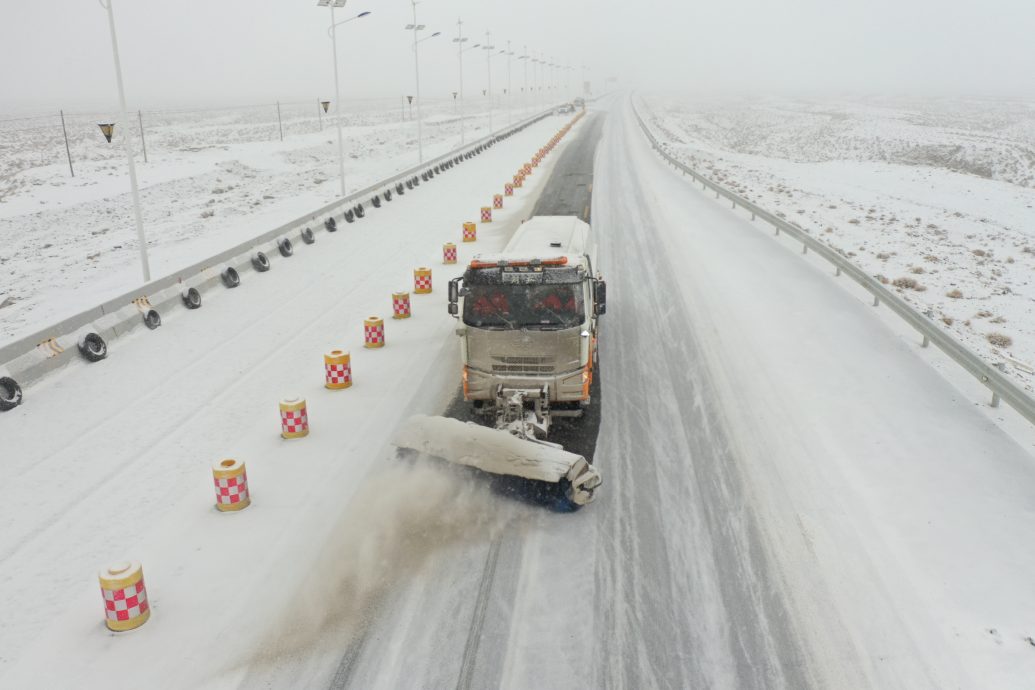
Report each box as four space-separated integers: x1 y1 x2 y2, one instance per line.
2 0 1034 114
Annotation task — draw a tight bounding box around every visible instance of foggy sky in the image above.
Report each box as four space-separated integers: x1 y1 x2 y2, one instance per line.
1 0 1033 113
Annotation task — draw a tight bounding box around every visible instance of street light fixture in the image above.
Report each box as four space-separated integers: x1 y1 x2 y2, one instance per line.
317 0 370 199
96 0 150 282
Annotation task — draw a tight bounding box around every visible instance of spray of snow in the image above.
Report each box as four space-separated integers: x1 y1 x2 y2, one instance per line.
243 459 528 670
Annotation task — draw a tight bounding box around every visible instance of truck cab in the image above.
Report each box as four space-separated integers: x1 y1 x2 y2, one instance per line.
448 217 606 420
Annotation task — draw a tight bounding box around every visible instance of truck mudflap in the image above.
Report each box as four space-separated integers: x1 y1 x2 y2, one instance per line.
392 414 602 507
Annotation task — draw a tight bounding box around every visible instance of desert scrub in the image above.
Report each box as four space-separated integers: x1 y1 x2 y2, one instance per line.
987 332 1012 348
941 316 954 326
910 266 926 274
892 277 921 290
946 289 964 299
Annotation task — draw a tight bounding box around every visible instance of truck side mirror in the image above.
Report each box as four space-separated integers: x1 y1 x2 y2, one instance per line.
595 279 607 316
448 277 462 318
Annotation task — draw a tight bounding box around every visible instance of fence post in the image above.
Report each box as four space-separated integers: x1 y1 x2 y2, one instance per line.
137 110 148 163
276 102 284 141
835 266 842 277
317 98 323 131
60 110 74 177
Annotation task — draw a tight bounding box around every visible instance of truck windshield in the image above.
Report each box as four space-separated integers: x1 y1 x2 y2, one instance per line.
463 283 585 330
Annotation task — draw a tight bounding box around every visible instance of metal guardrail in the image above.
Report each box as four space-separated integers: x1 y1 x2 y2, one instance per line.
0 105 563 387
630 97 1035 427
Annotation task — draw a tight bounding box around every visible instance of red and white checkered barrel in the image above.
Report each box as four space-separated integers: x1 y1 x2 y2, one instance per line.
522 163 532 175
324 349 352 389
480 207 492 223
98 561 150 632
513 173 524 188
504 183 513 197
443 242 457 264
212 458 250 512
413 268 432 294
462 222 477 242
493 194 503 210
279 397 309 439
393 291 412 318
364 317 385 348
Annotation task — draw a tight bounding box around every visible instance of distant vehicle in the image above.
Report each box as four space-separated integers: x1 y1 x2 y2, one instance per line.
574 97 585 109
556 102 576 115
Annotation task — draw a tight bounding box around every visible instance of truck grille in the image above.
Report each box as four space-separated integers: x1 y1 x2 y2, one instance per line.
490 355 556 376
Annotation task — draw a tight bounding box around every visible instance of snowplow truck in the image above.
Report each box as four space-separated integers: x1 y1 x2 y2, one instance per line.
392 216 605 509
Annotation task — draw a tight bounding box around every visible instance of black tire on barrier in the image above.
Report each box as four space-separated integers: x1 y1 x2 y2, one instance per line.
344 209 355 223
0 377 22 411
78 332 108 362
421 172 428 182
354 204 365 218
143 309 162 330
406 179 413 190
252 252 271 272
301 227 316 244
384 189 392 201
396 182 405 195
278 238 293 257
325 217 337 232
222 266 241 288
372 196 381 208
434 165 440 174
413 176 420 186
182 287 202 309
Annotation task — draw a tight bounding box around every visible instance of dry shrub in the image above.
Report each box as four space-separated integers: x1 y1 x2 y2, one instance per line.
987 332 1013 348
848 218 860 224
876 252 893 260
877 274 890 285
991 316 1007 324
1006 257 1015 264
946 289 964 299
910 266 926 274
975 310 993 318
972 249 987 257
942 316 954 326
892 277 918 289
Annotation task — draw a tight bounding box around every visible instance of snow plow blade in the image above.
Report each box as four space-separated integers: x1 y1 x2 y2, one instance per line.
392 414 602 507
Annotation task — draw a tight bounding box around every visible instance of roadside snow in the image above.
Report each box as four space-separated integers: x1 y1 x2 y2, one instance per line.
0 100 538 345
640 94 1035 391
0 112 578 688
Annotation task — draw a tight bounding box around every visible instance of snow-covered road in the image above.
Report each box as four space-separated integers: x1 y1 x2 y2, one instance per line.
4 94 1034 689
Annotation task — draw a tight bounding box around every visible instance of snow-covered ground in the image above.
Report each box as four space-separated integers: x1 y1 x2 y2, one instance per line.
0 98 543 345
640 93 1035 390
0 111 576 688
4 95 1035 690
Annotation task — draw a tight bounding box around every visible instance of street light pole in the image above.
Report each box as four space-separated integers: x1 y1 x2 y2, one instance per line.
328 2 347 197
405 4 439 163
505 41 513 126
318 1 368 198
410 2 424 162
98 0 149 282
453 18 467 145
520 46 529 117
483 32 494 134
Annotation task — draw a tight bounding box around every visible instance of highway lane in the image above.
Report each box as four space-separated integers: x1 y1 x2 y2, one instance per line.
315 101 817 689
